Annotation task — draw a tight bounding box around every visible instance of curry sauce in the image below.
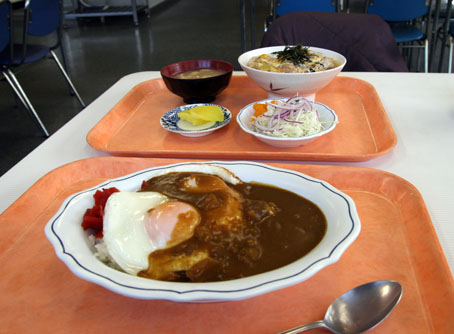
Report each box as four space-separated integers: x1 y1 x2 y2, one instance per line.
139 172 326 282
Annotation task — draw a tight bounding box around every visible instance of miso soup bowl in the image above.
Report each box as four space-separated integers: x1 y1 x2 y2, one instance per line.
161 59 233 104
45 161 360 302
238 46 346 101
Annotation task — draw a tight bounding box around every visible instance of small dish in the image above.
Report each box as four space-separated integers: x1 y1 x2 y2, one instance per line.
160 103 232 137
237 98 338 148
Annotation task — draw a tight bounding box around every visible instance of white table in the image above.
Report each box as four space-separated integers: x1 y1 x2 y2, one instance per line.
1 71 453 276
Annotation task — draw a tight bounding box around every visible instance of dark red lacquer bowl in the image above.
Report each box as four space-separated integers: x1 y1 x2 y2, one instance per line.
160 59 233 104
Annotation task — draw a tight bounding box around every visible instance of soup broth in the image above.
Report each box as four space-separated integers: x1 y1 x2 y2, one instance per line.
173 68 226 79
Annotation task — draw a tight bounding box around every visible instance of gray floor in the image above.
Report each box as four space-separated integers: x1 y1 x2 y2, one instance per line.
0 0 271 176
0 0 450 176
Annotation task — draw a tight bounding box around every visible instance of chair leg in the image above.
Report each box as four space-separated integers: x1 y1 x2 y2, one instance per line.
449 36 453 73
50 50 86 108
58 43 69 74
131 0 138 26
2 72 29 110
407 42 414 70
4 70 50 137
424 39 429 73
57 44 76 97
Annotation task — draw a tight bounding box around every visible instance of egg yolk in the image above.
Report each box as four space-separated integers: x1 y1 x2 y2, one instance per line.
145 201 201 249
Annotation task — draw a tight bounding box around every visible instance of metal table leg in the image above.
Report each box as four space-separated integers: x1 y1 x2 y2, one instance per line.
250 0 255 50
240 0 255 53
240 0 246 53
438 0 453 72
429 0 441 71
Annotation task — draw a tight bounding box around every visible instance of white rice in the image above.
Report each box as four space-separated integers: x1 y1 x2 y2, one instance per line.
88 235 123 271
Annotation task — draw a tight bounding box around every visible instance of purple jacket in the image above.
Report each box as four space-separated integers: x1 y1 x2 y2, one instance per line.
261 12 409 72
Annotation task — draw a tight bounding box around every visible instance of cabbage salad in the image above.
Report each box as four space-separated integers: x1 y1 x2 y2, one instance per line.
251 97 325 138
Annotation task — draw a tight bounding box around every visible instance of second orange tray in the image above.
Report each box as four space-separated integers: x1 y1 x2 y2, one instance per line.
87 76 397 161
0 158 452 332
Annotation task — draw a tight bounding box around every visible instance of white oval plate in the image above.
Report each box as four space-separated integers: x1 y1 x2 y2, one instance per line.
45 161 360 302
160 104 232 137
237 98 338 148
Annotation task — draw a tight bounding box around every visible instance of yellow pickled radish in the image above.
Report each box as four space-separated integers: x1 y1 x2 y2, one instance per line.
178 105 225 125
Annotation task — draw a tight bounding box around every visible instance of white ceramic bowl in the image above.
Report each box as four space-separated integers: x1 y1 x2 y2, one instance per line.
45 161 360 302
238 46 346 100
160 103 232 137
237 98 338 148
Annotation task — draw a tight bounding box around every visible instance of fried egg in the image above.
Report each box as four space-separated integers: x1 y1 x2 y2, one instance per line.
103 192 201 275
148 164 242 186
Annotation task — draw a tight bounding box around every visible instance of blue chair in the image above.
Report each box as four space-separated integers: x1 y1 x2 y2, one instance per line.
266 0 340 30
366 0 430 72
274 0 339 16
0 0 85 137
0 2 10 53
1 0 48 136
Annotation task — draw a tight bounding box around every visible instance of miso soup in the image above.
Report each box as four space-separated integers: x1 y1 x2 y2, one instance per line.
173 68 226 79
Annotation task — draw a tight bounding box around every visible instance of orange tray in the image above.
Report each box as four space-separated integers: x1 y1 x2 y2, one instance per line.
1 157 452 333
87 76 397 161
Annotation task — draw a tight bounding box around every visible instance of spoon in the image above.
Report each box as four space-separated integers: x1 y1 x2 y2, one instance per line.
278 280 403 334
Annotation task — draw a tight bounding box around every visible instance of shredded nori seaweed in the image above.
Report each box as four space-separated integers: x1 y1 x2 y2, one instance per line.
272 45 312 66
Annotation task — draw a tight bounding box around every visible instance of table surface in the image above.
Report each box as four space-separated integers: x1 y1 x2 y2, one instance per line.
1 71 453 276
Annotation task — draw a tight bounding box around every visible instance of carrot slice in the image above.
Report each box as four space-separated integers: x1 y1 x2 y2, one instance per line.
253 103 267 117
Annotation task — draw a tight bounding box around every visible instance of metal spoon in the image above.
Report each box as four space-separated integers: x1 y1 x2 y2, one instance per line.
278 280 403 334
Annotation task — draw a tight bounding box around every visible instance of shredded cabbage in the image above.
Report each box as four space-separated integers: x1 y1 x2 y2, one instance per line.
252 97 328 138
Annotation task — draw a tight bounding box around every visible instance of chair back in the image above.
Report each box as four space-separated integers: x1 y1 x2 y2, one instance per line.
26 0 61 36
366 0 429 22
275 0 337 16
0 1 11 53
